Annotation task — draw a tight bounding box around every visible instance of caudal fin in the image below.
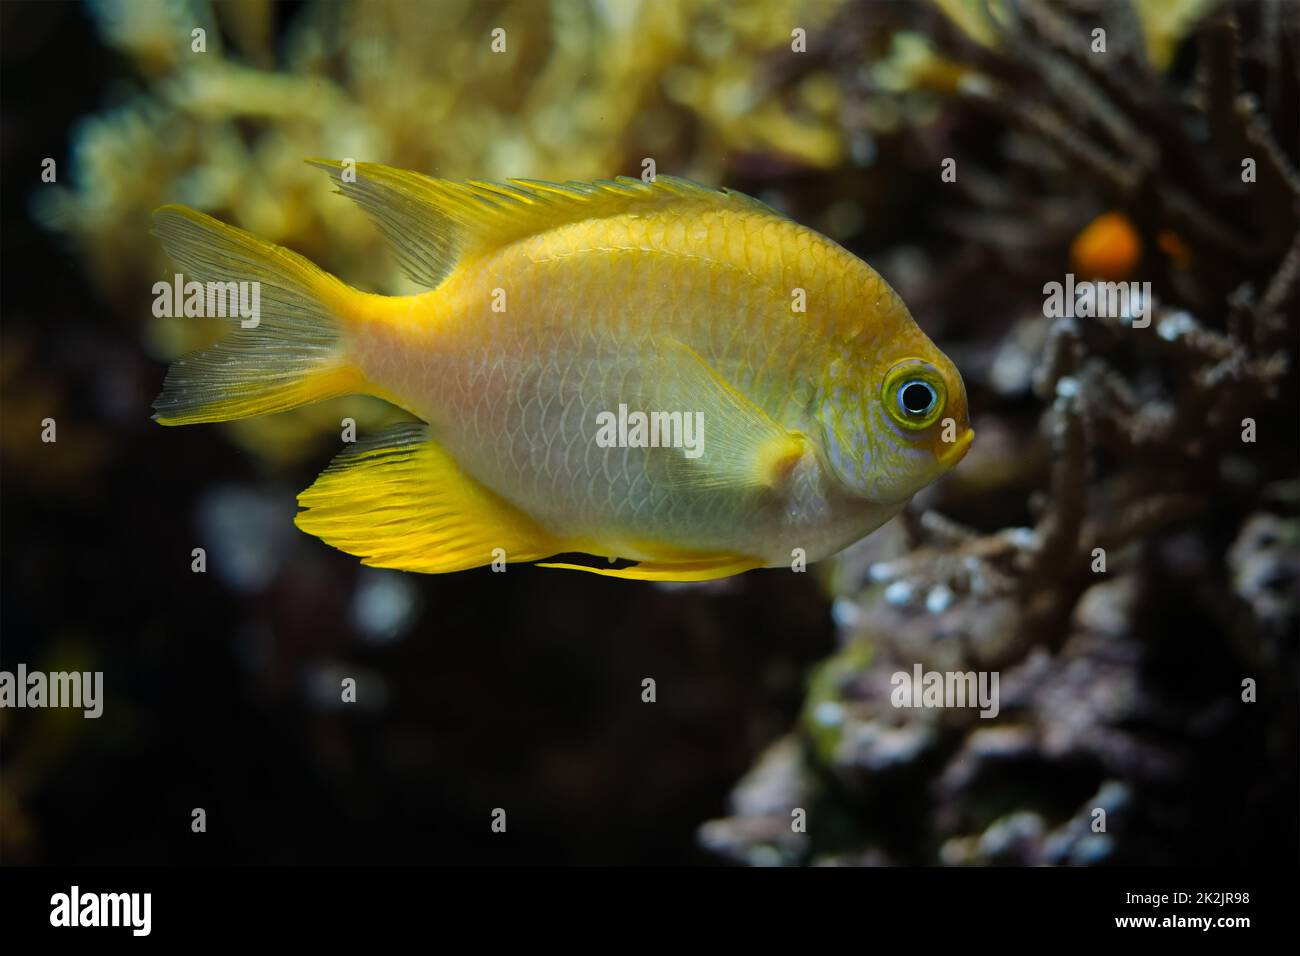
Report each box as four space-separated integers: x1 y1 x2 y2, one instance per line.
150 206 365 424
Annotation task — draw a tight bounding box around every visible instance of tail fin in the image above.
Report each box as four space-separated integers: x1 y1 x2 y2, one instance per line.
150 205 365 425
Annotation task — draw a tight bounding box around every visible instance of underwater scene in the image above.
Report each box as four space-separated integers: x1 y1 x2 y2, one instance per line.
1 0 1297 895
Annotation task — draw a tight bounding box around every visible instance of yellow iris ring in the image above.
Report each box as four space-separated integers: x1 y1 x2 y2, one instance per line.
882 360 947 431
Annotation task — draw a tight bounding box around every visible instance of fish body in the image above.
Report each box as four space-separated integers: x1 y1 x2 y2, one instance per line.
152 164 972 580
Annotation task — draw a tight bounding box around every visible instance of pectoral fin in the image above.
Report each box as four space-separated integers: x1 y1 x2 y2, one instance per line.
640 339 809 493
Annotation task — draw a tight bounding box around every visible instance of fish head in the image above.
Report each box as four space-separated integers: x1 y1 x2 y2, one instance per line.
819 330 972 504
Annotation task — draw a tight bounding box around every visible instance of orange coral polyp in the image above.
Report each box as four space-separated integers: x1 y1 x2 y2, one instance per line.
1070 211 1142 281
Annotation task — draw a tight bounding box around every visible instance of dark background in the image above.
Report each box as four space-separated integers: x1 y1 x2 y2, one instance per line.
0 0 833 865
2 0 1297 867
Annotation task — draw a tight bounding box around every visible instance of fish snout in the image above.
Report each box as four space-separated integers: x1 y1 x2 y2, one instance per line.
933 426 974 468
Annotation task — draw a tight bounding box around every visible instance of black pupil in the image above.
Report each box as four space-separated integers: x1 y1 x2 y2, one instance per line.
901 381 933 415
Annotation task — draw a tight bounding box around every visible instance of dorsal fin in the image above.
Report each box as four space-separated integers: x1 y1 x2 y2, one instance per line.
307 160 786 289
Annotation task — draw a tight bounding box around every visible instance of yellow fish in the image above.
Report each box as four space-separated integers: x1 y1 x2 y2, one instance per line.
152 163 972 581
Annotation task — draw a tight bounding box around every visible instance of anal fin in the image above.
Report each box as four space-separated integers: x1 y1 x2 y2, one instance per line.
296 423 558 573
538 554 763 582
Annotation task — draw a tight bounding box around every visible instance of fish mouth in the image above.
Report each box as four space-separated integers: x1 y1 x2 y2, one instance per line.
935 428 974 467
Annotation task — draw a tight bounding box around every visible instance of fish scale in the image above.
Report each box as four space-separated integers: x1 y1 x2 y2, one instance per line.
387 211 863 557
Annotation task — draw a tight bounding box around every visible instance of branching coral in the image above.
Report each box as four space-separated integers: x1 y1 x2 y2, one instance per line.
702 0 1298 866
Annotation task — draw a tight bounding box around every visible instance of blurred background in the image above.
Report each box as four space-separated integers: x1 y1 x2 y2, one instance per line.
1 0 1296 865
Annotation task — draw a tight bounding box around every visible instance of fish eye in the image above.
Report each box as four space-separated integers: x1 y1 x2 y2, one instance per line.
898 380 936 417
881 360 946 431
